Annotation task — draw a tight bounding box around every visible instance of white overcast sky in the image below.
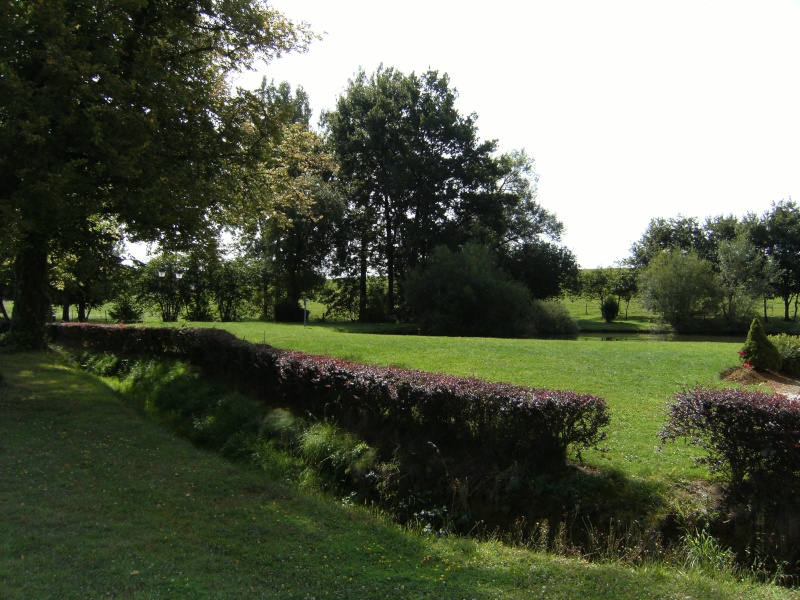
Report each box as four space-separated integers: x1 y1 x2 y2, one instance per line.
236 0 800 269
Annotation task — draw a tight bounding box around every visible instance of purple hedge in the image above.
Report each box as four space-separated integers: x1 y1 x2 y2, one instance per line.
49 323 609 475
660 386 800 490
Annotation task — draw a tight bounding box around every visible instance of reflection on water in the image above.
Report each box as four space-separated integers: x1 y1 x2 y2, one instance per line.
573 332 744 343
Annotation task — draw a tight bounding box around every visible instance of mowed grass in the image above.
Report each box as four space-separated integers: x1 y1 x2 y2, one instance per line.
170 321 746 481
3 352 798 599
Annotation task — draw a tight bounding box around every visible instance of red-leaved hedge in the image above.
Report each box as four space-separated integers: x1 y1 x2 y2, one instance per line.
49 323 609 475
660 386 800 490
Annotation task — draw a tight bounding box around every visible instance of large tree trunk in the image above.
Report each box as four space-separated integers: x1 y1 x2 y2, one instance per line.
10 236 51 348
77 300 87 322
61 297 71 322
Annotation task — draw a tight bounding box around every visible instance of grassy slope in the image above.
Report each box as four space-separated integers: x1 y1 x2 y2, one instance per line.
2 352 796 599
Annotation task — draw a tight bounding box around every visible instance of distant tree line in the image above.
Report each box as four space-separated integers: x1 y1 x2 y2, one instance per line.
576 202 800 333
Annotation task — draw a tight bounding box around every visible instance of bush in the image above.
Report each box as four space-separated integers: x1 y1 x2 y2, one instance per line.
741 318 780 372
768 333 800 377
532 300 578 336
660 386 800 492
274 297 306 323
183 301 215 322
600 296 620 323
638 251 721 332
404 244 536 337
108 294 143 323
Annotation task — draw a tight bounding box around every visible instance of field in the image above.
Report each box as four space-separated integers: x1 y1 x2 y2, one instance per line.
3 351 798 599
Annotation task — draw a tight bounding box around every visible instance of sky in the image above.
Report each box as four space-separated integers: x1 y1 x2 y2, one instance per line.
234 0 800 269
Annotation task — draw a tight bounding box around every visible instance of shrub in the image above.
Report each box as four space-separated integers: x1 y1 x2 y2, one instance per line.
741 318 780 371
108 294 144 323
768 333 800 377
600 296 620 323
404 244 536 337
638 251 721 332
183 301 215 322
532 300 578 336
274 297 306 323
660 386 800 492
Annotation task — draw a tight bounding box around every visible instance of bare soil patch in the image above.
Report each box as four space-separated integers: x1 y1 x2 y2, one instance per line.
721 366 800 397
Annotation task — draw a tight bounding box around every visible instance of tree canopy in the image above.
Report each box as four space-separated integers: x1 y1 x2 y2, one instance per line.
323 66 575 321
1 0 313 345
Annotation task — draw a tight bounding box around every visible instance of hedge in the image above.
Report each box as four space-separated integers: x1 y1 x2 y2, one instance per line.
49 323 609 478
660 386 800 491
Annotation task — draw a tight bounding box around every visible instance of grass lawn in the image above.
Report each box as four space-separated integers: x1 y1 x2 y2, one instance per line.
2 352 797 599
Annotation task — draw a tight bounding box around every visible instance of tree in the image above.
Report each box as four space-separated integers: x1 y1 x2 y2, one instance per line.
50 219 126 322
1 0 313 346
500 241 579 301
325 68 577 319
627 216 708 270
749 200 800 321
233 80 339 318
716 232 776 326
465 150 579 300
609 267 638 318
137 255 189 323
741 318 780 371
579 267 613 315
638 251 721 332
323 66 498 319
211 256 258 322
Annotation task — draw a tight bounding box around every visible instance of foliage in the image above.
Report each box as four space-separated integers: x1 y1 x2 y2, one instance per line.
211 256 259 322
580 268 613 309
749 200 800 321
627 215 715 270
638 251 721 332
601 296 620 323
768 333 800 377
50 218 126 322
317 278 359 321
661 386 800 492
1 0 314 344
741 318 781 371
532 300 579 335
501 240 579 300
107 294 143 324
610 268 638 318
136 255 190 322
716 232 775 325
274 297 307 323
681 527 737 575
403 244 536 337
233 80 340 311
323 68 574 320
